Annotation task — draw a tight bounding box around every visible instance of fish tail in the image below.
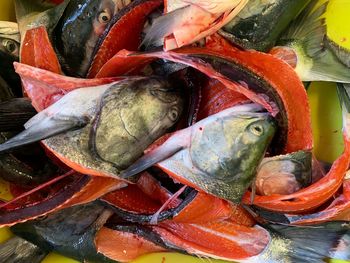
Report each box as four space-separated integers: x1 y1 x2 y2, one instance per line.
275 0 350 83
330 233 350 261
263 222 350 263
0 236 49 263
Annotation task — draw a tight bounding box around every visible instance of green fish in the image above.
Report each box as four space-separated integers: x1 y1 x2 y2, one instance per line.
0 77 184 179
121 103 276 203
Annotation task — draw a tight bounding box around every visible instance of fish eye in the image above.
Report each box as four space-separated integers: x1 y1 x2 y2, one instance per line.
2 39 18 55
250 124 264 136
168 107 179 121
98 9 112 24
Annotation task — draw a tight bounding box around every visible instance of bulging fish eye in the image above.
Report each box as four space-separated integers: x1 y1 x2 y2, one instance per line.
2 39 18 55
168 107 179 121
250 124 264 136
98 9 112 24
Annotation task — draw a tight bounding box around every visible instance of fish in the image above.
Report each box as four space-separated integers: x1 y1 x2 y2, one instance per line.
219 0 310 52
0 236 48 263
53 0 133 76
100 215 350 263
270 0 350 83
15 0 162 77
0 77 184 179
0 21 21 96
142 0 249 51
3 202 116 262
120 103 276 203
255 150 312 196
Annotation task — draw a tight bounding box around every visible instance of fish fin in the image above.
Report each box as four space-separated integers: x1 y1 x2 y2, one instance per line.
280 0 350 82
330 233 350 261
0 115 87 153
141 6 189 49
0 98 36 132
281 0 328 56
269 222 350 263
0 236 49 263
119 135 186 179
295 48 350 82
337 83 350 112
337 83 350 135
326 36 350 68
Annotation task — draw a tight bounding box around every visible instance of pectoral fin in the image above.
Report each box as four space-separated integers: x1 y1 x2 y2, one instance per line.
119 132 188 179
0 115 87 153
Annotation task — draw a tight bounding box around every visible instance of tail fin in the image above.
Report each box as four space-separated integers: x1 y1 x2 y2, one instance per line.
330 233 350 261
266 222 350 263
0 236 49 263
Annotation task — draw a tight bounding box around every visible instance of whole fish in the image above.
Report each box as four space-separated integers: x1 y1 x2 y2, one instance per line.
121 103 276 203
219 0 310 52
0 21 21 96
0 77 184 179
0 202 115 263
270 0 350 83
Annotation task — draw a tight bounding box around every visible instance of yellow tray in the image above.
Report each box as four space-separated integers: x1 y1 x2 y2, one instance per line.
0 0 349 262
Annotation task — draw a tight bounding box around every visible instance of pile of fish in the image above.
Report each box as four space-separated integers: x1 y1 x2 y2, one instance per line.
0 0 350 262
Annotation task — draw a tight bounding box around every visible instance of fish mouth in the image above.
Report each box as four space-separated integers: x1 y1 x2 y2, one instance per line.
87 0 163 77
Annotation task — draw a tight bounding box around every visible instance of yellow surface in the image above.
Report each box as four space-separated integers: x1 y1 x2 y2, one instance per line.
308 82 344 162
0 0 349 263
326 0 350 50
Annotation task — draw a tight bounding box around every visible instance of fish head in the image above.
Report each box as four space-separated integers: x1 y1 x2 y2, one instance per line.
187 111 277 202
0 22 21 95
0 37 20 60
54 0 119 76
91 77 184 169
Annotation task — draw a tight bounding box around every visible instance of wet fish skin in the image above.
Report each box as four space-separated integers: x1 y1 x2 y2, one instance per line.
0 21 21 96
220 0 310 52
0 77 184 179
54 0 131 77
255 150 312 196
121 104 276 203
10 202 116 263
0 236 49 263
